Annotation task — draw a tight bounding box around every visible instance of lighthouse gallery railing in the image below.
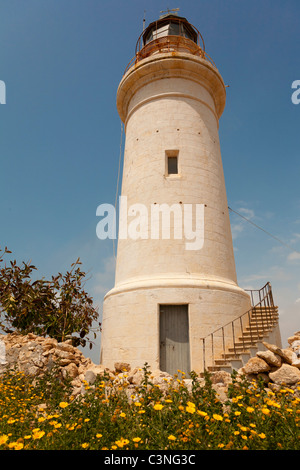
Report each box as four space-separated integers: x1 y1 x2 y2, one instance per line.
200 282 278 371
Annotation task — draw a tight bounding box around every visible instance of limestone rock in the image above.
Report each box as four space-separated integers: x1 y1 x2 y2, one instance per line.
114 362 131 373
256 350 282 367
262 341 293 364
269 363 300 385
61 362 79 380
241 357 270 375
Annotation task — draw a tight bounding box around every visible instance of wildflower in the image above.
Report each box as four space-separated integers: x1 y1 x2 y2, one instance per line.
0 435 9 446
132 437 141 443
186 404 196 414
246 407 254 413
218 443 225 448
134 402 142 407
153 404 163 410
178 405 184 411
213 414 223 421
7 418 16 424
59 402 69 408
138 410 145 414
120 412 126 418
261 408 270 415
32 430 45 440
115 438 130 448
258 433 266 439
168 435 176 441
82 443 89 449
96 434 102 438
197 410 208 417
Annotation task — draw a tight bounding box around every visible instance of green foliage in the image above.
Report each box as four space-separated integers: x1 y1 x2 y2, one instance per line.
0 247 100 348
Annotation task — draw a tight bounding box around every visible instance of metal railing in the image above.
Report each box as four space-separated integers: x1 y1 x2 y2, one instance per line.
200 282 278 371
124 34 217 75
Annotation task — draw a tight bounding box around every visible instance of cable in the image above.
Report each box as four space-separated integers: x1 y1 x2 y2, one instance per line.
113 121 124 260
228 206 300 255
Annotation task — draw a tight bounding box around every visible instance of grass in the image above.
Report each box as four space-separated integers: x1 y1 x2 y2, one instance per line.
0 363 299 450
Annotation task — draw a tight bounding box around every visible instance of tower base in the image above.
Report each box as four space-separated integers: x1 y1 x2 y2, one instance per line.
100 277 251 374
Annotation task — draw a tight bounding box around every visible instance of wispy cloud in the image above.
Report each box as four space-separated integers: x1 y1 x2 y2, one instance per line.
287 251 300 262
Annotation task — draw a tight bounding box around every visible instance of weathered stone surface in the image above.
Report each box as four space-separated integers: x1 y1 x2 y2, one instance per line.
242 357 270 375
269 364 300 385
114 362 131 373
256 350 282 367
262 342 292 364
62 362 79 380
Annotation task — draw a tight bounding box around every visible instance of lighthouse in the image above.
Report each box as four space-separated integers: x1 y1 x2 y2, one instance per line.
100 13 251 374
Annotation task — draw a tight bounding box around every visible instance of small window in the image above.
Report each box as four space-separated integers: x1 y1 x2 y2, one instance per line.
165 150 179 176
168 156 178 174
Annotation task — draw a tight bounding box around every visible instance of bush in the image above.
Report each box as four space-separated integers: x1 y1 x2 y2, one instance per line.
0 247 100 348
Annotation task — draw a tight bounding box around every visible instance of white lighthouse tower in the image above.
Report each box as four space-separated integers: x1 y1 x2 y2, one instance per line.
100 13 251 374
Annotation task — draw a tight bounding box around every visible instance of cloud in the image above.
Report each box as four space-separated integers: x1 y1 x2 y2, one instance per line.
295 298 300 304
287 251 300 262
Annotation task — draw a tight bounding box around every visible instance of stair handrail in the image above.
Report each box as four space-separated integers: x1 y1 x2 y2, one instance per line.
200 282 277 371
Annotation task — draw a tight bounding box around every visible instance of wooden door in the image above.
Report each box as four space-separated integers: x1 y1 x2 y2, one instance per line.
159 304 190 376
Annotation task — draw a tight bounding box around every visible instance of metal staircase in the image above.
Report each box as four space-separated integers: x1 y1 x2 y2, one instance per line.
200 283 280 373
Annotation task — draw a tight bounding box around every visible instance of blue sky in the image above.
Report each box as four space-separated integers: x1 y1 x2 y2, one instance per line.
0 0 299 363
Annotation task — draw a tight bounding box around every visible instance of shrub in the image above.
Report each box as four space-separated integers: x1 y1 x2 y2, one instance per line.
0 247 100 348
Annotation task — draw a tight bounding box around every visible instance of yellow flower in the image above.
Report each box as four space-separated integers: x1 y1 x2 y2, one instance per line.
59 402 69 408
168 435 176 441
186 405 195 414
120 412 126 418
178 405 184 411
258 433 266 439
96 433 103 438
7 418 16 424
116 438 130 448
134 402 142 407
153 404 163 411
138 410 145 414
165 399 173 403
246 406 254 413
82 443 89 449
213 414 223 421
197 410 208 417
261 408 270 415
84 418 90 422
234 411 241 416
32 430 45 440
132 437 141 443
0 435 9 446
234 431 240 435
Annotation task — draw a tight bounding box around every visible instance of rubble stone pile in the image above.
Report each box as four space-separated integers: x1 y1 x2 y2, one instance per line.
1 330 299 400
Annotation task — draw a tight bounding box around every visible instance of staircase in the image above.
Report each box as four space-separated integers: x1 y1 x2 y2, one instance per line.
200 283 280 373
